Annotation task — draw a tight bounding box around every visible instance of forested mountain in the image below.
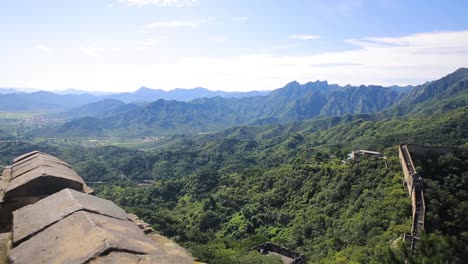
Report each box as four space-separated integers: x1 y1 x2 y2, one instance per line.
37 68 468 137
405 68 468 104
0 86 270 112
319 85 397 116
384 68 468 117
0 91 100 111
107 87 270 102
42 98 247 137
59 99 139 119
387 85 414 94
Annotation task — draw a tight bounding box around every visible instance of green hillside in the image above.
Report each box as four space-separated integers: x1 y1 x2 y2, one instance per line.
1 103 465 263
86 106 466 263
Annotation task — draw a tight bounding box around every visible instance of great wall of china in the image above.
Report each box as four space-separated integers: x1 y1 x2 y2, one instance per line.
398 143 457 250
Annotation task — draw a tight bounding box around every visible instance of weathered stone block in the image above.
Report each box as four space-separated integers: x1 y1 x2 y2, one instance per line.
12 189 128 245
9 211 163 264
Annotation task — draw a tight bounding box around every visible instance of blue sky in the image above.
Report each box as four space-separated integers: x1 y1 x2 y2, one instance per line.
1 0 468 92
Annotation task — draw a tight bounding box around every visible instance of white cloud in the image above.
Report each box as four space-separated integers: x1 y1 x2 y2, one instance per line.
6 30 468 92
118 0 198 7
289 34 320 40
347 31 468 52
79 46 121 57
126 30 468 90
146 19 206 29
35 45 54 53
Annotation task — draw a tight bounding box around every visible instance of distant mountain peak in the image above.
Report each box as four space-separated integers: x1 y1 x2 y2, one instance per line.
284 80 301 87
446 67 468 80
136 86 152 91
135 86 162 94
305 80 328 85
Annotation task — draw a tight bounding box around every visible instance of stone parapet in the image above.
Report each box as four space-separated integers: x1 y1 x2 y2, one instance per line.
0 151 194 264
398 144 430 251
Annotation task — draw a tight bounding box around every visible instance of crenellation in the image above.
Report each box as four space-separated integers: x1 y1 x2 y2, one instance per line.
397 143 459 251
0 151 195 264
406 144 457 158
398 144 429 251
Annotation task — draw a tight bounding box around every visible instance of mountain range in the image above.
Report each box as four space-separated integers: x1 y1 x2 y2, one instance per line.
0 86 270 111
106 87 270 102
0 91 99 111
32 68 468 137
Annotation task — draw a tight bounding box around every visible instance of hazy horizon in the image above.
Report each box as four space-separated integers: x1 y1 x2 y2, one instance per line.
1 0 467 92
0 77 425 94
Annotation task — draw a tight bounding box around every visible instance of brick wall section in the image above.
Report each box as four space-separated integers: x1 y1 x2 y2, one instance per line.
398 144 425 250
406 144 458 158
398 144 457 250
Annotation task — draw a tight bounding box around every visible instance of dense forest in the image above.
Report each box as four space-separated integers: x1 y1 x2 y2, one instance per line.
95 150 409 263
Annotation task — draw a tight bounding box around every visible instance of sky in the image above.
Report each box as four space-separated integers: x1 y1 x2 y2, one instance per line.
1 0 468 92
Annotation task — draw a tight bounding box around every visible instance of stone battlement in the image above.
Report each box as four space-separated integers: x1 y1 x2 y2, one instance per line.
398 143 460 251
251 242 306 264
405 144 458 158
0 151 194 264
398 144 426 250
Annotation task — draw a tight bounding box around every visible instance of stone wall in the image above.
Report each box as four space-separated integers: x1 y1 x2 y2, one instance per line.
398 144 426 250
398 144 417 195
253 242 306 264
0 151 195 264
406 144 458 159
397 143 460 250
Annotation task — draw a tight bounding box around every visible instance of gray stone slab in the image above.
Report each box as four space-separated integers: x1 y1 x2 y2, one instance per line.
12 189 128 245
147 233 194 259
13 166 80 181
12 151 63 166
13 154 69 169
9 211 163 264
89 251 193 264
4 167 85 201
12 154 69 173
12 151 41 163
12 161 72 180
